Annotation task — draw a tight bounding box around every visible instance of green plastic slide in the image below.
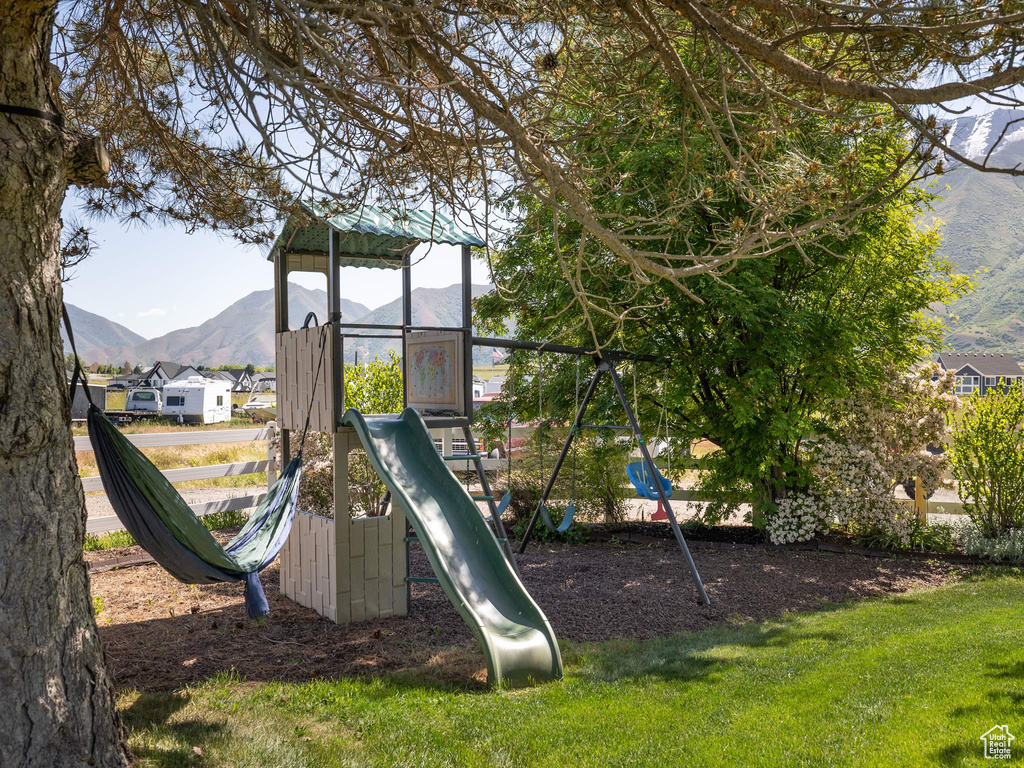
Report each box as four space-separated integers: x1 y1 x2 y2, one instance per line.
342 408 563 687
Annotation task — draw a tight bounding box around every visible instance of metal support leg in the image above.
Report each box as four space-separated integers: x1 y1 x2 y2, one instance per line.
518 366 605 553
405 521 412 613
607 363 710 606
462 426 522 578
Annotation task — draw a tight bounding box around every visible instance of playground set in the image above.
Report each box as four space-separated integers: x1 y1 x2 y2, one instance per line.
73 202 709 689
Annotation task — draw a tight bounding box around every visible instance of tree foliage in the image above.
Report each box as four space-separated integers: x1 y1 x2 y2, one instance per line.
950 381 1024 537
294 353 403 517
478 121 970 517
52 0 1024 323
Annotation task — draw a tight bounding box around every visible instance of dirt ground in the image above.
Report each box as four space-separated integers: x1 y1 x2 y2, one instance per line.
88 527 967 692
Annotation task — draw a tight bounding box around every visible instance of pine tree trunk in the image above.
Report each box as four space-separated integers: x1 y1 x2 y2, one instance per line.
0 3 130 766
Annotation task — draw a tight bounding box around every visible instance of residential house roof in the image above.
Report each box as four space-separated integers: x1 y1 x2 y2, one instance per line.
938 353 1024 378
200 367 249 382
113 372 146 382
145 361 195 380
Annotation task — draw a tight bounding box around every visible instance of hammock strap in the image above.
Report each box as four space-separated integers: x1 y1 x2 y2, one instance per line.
297 320 331 457
62 304 96 411
506 349 514 479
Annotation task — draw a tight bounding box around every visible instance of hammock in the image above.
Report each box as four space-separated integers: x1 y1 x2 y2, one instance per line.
87 405 300 617
67 307 316 618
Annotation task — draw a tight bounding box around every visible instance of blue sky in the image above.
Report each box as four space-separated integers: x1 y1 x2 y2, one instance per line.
62 209 493 339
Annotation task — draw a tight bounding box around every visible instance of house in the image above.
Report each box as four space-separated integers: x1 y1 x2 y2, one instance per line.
472 375 487 399
143 361 202 389
202 367 253 392
484 375 507 395
938 353 1024 396
108 372 147 389
88 362 101 374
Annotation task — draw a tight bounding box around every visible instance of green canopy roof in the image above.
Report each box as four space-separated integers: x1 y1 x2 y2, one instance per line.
270 200 484 269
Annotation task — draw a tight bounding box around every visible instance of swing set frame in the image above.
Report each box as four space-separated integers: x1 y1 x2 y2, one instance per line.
472 336 711 606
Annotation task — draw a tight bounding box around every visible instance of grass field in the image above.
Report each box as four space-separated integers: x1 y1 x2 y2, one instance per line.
118 572 1024 767
473 364 508 380
76 440 267 490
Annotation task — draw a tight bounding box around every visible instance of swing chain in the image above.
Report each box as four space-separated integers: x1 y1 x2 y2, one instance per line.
537 351 543 488
569 355 580 504
505 349 515 481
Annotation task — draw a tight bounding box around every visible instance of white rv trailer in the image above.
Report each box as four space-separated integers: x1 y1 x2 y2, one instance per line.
162 376 232 424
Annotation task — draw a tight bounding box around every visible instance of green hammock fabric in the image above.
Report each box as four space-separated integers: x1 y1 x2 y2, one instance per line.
91 413 293 573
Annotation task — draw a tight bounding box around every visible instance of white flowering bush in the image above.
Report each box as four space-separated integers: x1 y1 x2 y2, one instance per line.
767 492 830 544
808 364 956 546
764 365 956 546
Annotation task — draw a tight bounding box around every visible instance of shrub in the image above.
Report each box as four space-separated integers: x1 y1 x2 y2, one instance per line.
292 353 404 518
807 365 956 546
767 492 829 544
857 518 957 553
490 428 621 543
955 521 1024 563
566 432 631 524
294 430 334 517
949 381 1024 538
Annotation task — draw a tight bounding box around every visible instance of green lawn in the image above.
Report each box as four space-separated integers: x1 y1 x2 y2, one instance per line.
120 572 1024 767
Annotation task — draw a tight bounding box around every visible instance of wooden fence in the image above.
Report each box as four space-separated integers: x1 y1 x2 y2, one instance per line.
77 422 956 536
77 423 507 535
78 426 276 534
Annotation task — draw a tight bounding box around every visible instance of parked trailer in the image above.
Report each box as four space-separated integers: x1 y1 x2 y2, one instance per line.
71 383 107 420
162 376 232 424
104 386 164 425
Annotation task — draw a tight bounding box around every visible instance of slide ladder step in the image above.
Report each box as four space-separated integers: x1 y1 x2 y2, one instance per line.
472 494 494 502
442 454 480 461
406 576 439 584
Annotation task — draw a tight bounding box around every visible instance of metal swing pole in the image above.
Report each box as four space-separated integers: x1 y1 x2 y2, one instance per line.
461 425 522 578
518 363 605 553
606 362 711 606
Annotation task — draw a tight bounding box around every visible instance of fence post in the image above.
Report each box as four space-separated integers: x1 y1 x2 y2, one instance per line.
267 420 279 489
914 475 927 524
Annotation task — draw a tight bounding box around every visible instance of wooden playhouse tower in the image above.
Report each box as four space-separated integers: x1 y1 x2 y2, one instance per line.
268 201 510 623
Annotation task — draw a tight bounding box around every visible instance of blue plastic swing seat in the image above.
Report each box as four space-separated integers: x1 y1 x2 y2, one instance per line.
539 502 576 533
626 461 672 501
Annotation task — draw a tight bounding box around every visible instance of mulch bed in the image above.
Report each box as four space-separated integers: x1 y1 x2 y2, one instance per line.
588 521 765 545
89 527 969 692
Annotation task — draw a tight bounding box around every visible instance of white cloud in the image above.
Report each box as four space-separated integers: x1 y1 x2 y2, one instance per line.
137 307 167 318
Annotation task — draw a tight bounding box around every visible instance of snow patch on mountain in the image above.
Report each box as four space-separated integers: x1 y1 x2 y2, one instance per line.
960 111 994 160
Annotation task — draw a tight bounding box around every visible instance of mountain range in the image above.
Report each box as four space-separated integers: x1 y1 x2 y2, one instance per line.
63 284 498 367
67 109 1024 364
929 108 1024 353
342 284 498 366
